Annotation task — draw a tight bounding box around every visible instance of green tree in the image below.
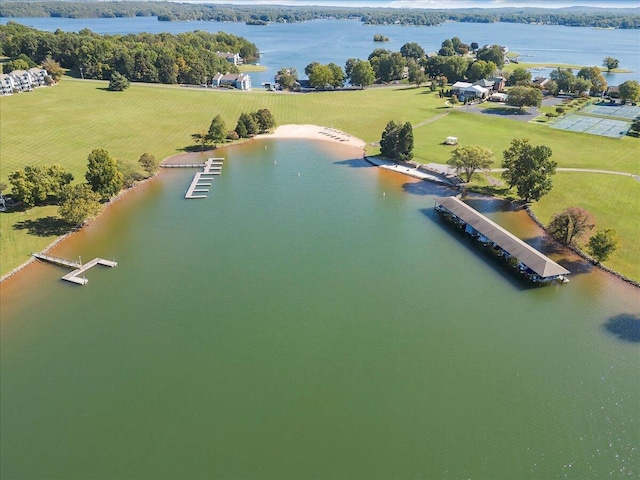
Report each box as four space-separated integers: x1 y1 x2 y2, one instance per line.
475 44 504 69
407 61 427 87
602 56 619 72
618 80 640 103
380 121 413 162
577 66 607 95
58 183 102 226
117 159 144 188
6 58 30 72
276 67 298 90
235 119 248 138
550 68 575 94
254 109 276 133
327 63 345 88
466 60 496 82
630 119 640 133
138 153 159 176
237 112 258 137
508 67 532 86
208 114 227 147
501 139 556 203
8 164 72 207
447 145 495 183
400 42 425 61
548 207 595 245
85 148 124 201
506 86 543 109
587 229 619 263
308 63 333 89
108 71 130 91
349 60 375 88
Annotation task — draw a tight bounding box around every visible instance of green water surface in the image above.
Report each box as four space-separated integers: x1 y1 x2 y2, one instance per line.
1 140 638 479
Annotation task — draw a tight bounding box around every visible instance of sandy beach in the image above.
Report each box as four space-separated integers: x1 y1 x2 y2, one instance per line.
260 124 367 150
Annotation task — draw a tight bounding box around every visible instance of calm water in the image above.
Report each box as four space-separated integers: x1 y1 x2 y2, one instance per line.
1 17 639 86
1 140 639 479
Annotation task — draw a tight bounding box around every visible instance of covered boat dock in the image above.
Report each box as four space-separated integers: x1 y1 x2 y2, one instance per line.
435 196 570 283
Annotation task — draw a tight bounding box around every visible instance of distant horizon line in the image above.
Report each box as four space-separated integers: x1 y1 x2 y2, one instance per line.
175 0 640 9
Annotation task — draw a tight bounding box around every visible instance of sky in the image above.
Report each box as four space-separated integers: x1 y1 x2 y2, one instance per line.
179 0 640 8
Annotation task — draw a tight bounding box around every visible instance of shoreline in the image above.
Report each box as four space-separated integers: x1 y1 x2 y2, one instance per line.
2 125 637 289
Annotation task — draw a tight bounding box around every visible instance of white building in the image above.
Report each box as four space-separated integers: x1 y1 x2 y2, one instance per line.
212 73 252 91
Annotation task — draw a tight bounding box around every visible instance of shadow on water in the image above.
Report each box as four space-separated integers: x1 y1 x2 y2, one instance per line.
420 207 534 291
603 313 640 343
463 196 521 213
402 181 456 197
522 235 592 276
334 158 373 168
13 216 71 237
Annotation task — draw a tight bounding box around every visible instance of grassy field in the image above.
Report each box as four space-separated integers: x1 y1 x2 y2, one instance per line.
1 77 639 280
502 62 634 74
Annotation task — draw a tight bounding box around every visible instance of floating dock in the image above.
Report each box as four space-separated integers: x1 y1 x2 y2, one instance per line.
184 157 224 199
33 253 117 285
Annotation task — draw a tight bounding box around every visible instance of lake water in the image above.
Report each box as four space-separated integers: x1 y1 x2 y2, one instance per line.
1 139 639 479
2 17 639 86
2 15 640 479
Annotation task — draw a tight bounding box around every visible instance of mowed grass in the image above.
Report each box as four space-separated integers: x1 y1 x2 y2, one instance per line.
1 78 639 280
533 173 640 281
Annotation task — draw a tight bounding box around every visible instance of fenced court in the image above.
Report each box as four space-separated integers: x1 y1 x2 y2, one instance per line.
581 104 640 120
551 115 630 138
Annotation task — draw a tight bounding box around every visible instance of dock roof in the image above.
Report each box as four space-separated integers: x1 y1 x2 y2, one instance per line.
436 196 570 278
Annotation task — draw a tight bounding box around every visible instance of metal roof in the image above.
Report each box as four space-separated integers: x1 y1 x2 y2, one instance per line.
436 196 570 278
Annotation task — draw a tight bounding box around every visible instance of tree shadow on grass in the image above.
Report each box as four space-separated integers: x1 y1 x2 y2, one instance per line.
13 216 71 237
603 313 640 343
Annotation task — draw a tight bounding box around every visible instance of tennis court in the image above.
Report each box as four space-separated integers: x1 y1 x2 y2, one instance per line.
551 115 630 138
581 104 640 120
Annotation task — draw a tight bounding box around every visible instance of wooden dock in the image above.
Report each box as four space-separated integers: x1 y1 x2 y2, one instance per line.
184 157 224 199
161 163 206 168
33 253 117 285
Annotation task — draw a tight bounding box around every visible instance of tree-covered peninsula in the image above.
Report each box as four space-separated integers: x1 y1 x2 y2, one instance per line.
0 2 639 29
0 22 259 84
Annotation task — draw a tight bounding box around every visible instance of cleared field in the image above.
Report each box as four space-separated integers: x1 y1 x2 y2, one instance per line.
1 78 639 280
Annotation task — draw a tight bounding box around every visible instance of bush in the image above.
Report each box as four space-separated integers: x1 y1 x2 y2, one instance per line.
109 72 130 91
555 106 566 114
546 112 557 118
227 130 239 141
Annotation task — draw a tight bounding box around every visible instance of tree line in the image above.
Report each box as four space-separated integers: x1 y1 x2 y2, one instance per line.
7 151 160 225
1 2 638 29
0 22 259 84
192 110 276 150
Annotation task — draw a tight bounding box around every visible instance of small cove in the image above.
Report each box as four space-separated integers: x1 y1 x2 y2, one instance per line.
1 138 638 479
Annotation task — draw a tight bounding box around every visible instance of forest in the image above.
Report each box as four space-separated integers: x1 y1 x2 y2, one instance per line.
0 2 639 29
0 22 259 84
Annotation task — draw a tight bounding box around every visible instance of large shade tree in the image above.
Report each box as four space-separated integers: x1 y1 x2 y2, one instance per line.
85 148 124 201
380 120 414 162
447 145 495 182
587 229 619 263
58 183 102 226
501 138 556 202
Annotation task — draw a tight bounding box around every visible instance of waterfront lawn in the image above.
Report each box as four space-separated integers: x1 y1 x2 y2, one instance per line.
532 173 640 281
412 109 639 173
1 79 639 280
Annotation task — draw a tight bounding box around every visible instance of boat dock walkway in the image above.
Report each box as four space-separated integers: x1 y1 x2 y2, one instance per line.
184 157 224 199
33 253 117 285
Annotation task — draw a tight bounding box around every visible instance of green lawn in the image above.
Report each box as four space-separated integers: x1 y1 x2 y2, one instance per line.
1 78 639 280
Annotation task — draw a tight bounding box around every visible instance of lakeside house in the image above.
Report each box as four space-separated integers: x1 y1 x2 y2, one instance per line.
215 51 243 66
452 81 489 101
212 72 252 90
0 67 50 95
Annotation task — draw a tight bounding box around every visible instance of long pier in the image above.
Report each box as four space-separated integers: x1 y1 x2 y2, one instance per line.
184 157 224 199
33 253 117 285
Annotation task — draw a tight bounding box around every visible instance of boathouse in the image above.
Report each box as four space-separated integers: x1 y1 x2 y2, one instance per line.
435 196 570 283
